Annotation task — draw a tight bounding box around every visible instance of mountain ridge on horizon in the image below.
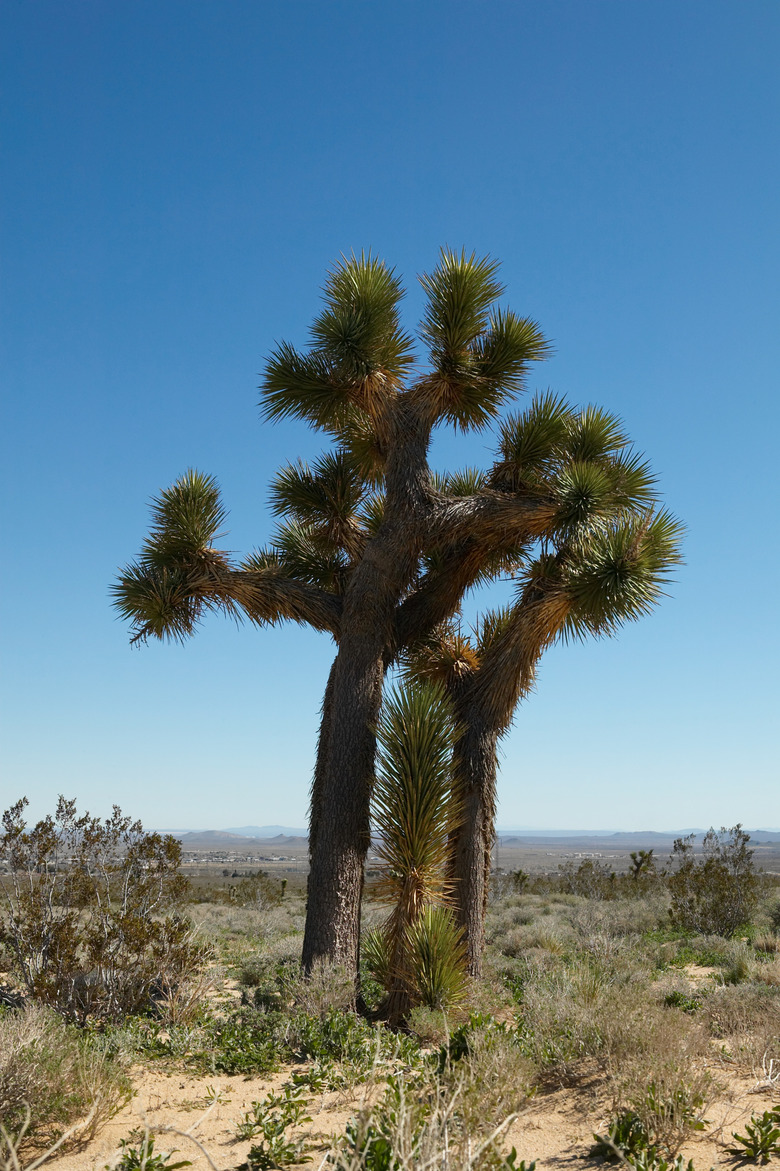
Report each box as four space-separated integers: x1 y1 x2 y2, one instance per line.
156 824 780 842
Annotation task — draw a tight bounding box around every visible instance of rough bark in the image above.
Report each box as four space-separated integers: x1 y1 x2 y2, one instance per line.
446 586 572 974
301 404 432 976
448 710 499 978
302 437 566 979
301 649 384 974
428 491 557 547
307 658 337 864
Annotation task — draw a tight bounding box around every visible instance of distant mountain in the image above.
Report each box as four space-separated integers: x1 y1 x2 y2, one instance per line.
173 829 307 848
160 825 780 847
496 829 780 847
224 825 308 838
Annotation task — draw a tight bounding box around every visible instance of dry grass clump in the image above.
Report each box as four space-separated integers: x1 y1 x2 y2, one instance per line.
281 958 357 1018
492 923 569 959
330 1055 532 1171
441 1027 536 1139
614 1058 717 1155
571 894 667 938
487 895 575 959
189 899 305 947
0 1003 131 1158
702 981 780 1069
515 947 713 1091
753 933 780 955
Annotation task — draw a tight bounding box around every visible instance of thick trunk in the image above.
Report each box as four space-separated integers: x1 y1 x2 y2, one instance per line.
448 712 498 979
302 405 432 978
301 649 384 975
307 659 337 864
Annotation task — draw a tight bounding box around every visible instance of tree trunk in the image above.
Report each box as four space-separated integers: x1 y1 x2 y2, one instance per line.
307 658 337 864
301 648 384 976
302 406 433 978
447 713 498 978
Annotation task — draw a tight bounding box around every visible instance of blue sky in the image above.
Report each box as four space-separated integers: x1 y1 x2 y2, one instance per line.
1 1 778 832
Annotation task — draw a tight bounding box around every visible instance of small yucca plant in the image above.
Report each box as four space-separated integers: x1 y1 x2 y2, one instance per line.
368 684 467 1023
405 905 469 1012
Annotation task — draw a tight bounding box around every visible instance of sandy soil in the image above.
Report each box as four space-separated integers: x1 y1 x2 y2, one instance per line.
43 1058 779 1171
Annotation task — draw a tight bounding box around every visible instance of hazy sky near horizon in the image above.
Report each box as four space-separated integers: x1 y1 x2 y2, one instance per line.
1 1 778 832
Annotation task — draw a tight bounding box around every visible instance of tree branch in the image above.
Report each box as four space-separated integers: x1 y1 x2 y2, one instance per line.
427 490 558 548
222 569 343 638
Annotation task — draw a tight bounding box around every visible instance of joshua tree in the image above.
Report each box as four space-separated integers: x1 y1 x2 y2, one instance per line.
114 250 664 982
629 849 656 881
405 502 683 975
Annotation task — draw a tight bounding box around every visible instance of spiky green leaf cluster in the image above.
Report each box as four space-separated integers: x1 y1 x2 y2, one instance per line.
373 684 459 904
491 392 656 538
261 253 414 431
404 905 469 1010
270 450 368 560
267 519 352 595
112 471 236 644
418 250 550 430
559 510 684 640
141 470 229 569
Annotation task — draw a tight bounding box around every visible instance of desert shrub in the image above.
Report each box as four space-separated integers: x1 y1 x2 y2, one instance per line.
573 896 666 939
753 933 780 955
439 1022 535 1138
662 990 702 1014
236 1083 312 1168
202 997 407 1078
229 870 284 910
595 1058 714 1158
667 825 759 937
769 900 780 935
0 797 210 1022
558 859 616 900
489 870 530 903
592 1110 653 1162
753 956 780 986
406 1006 452 1046
202 1006 285 1075
512 949 711 1087
112 1134 193 1169
625 1071 713 1154
0 1002 131 1156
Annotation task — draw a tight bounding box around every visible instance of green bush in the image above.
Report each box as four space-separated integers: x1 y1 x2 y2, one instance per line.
667 825 759 938
0 797 210 1022
237 1084 311 1168
558 859 616 900
229 871 284 910
592 1111 653 1162
202 1008 284 1075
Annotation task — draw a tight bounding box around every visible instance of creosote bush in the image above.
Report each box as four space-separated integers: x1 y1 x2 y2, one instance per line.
668 825 759 937
0 797 210 1022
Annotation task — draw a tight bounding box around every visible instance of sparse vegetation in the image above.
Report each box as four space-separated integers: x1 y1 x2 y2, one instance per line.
1 800 777 1170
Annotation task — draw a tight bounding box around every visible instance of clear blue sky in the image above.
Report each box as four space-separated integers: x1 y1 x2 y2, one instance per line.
1 1 778 832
